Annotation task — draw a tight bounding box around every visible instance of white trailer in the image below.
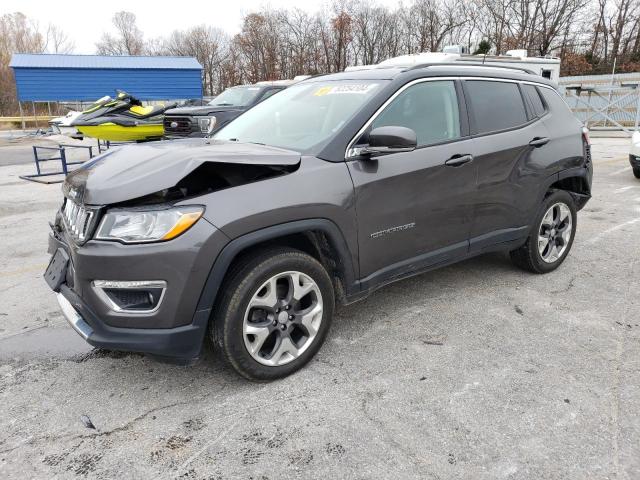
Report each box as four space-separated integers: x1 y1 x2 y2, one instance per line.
346 49 561 82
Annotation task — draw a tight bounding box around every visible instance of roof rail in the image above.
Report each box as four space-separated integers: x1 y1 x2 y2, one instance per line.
405 62 537 76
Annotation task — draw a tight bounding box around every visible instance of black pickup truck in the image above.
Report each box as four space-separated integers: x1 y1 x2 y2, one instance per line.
163 81 292 138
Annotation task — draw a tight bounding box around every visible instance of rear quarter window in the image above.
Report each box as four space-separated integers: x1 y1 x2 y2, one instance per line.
538 87 572 115
522 84 546 117
466 80 528 134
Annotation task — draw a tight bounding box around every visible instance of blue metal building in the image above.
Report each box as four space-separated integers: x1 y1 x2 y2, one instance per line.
9 54 203 101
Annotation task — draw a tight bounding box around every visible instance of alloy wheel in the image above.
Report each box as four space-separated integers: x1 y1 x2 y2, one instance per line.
538 202 573 263
243 271 323 366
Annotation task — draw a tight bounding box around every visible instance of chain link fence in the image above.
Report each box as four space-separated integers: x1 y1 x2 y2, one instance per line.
559 72 640 134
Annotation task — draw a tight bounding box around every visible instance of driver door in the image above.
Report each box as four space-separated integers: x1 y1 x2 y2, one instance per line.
346 80 477 287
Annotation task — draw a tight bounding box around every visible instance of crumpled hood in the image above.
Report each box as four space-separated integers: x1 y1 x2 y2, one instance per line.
64 139 301 205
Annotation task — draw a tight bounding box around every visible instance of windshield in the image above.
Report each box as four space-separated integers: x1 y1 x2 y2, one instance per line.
208 86 263 107
214 80 386 153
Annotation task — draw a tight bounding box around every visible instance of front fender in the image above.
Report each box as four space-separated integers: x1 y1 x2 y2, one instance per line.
193 218 358 324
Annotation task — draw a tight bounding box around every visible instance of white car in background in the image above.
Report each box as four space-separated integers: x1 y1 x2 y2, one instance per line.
631 131 640 179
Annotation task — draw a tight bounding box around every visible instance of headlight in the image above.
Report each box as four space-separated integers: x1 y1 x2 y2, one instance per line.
95 205 204 243
199 116 216 133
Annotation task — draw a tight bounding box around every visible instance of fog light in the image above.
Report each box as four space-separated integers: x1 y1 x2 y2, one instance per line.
92 280 166 313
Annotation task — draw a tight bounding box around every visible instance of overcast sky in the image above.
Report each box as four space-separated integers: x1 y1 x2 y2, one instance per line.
2 0 400 55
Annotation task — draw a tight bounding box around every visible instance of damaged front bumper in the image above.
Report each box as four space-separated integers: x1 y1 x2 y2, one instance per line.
55 284 209 363
46 214 229 363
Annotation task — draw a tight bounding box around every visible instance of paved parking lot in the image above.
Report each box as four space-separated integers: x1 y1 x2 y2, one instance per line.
0 137 638 479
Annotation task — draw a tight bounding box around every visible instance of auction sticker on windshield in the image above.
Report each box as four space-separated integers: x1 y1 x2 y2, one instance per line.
313 84 379 96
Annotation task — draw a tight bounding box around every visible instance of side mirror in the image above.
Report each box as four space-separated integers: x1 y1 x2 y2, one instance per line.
361 126 417 156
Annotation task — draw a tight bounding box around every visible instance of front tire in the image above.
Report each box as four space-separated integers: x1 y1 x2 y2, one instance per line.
510 190 577 274
211 247 335 381
633 167 640 179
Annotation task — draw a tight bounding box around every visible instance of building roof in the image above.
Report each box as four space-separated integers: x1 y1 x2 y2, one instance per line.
9 53 202 70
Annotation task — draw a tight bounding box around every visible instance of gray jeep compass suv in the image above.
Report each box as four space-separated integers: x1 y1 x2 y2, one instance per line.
46 64 592 381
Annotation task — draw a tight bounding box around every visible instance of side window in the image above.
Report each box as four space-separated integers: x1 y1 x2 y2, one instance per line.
539 87 572 115
466 80 528 134
370 80 461 147
522 84 546 117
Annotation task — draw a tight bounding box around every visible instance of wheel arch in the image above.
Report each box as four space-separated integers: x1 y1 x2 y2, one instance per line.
544 167 592 210
193 219 358 321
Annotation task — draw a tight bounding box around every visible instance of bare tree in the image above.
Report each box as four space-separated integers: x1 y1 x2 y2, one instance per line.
0 13 47 114
235 12 283 82
5 0 639 114
46 24 75 53
96 11 145 55
163 26 230 95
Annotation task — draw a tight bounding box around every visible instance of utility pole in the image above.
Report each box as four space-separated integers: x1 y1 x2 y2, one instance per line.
18 102 25 130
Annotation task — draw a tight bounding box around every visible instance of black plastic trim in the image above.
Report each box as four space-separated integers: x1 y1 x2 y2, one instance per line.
468 226 529 253
59 284 207 363
356 240 468 293
193 218 358 316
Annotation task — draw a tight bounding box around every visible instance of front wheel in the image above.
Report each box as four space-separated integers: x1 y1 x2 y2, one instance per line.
510 190 577 274
211 248 334 381
633 167 640 179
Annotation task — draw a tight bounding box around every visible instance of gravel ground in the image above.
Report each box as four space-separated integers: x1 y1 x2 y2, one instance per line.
0 137 638 479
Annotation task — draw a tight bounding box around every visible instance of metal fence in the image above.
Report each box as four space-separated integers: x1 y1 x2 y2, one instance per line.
559 72 640 134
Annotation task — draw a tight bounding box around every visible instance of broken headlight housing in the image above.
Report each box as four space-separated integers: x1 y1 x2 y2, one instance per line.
95 205 204 244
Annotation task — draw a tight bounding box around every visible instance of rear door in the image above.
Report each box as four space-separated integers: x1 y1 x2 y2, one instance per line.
464 79 551 252
346 79 477 286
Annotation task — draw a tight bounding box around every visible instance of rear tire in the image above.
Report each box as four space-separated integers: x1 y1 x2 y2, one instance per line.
510 190 577 274
633 167 640 179
211 247 334 381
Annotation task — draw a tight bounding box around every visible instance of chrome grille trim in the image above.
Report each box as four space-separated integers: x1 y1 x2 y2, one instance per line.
60 198 97 244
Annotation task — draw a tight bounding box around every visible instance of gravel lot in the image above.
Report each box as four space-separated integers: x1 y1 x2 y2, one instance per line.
0 137 638 479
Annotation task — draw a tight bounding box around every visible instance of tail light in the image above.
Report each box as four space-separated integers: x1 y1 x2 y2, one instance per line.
581 126 591 165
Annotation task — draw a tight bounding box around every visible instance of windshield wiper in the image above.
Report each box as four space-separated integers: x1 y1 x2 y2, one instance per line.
212 102 234 106
226 139 266 146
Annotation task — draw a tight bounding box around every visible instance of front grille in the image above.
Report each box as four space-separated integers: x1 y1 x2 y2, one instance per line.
163 116 196 136
61 198 96 243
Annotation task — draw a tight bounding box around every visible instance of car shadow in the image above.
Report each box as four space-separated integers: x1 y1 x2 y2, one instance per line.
46 251 521 388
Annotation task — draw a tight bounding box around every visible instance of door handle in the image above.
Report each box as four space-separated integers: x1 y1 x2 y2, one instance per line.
445 154 473 167
529 137 549 147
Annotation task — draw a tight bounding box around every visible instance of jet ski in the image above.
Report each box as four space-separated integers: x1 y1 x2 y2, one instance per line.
71 91 176 142
49 110 83 139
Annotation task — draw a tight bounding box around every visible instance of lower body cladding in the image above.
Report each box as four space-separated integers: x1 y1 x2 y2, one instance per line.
47 218 229 363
